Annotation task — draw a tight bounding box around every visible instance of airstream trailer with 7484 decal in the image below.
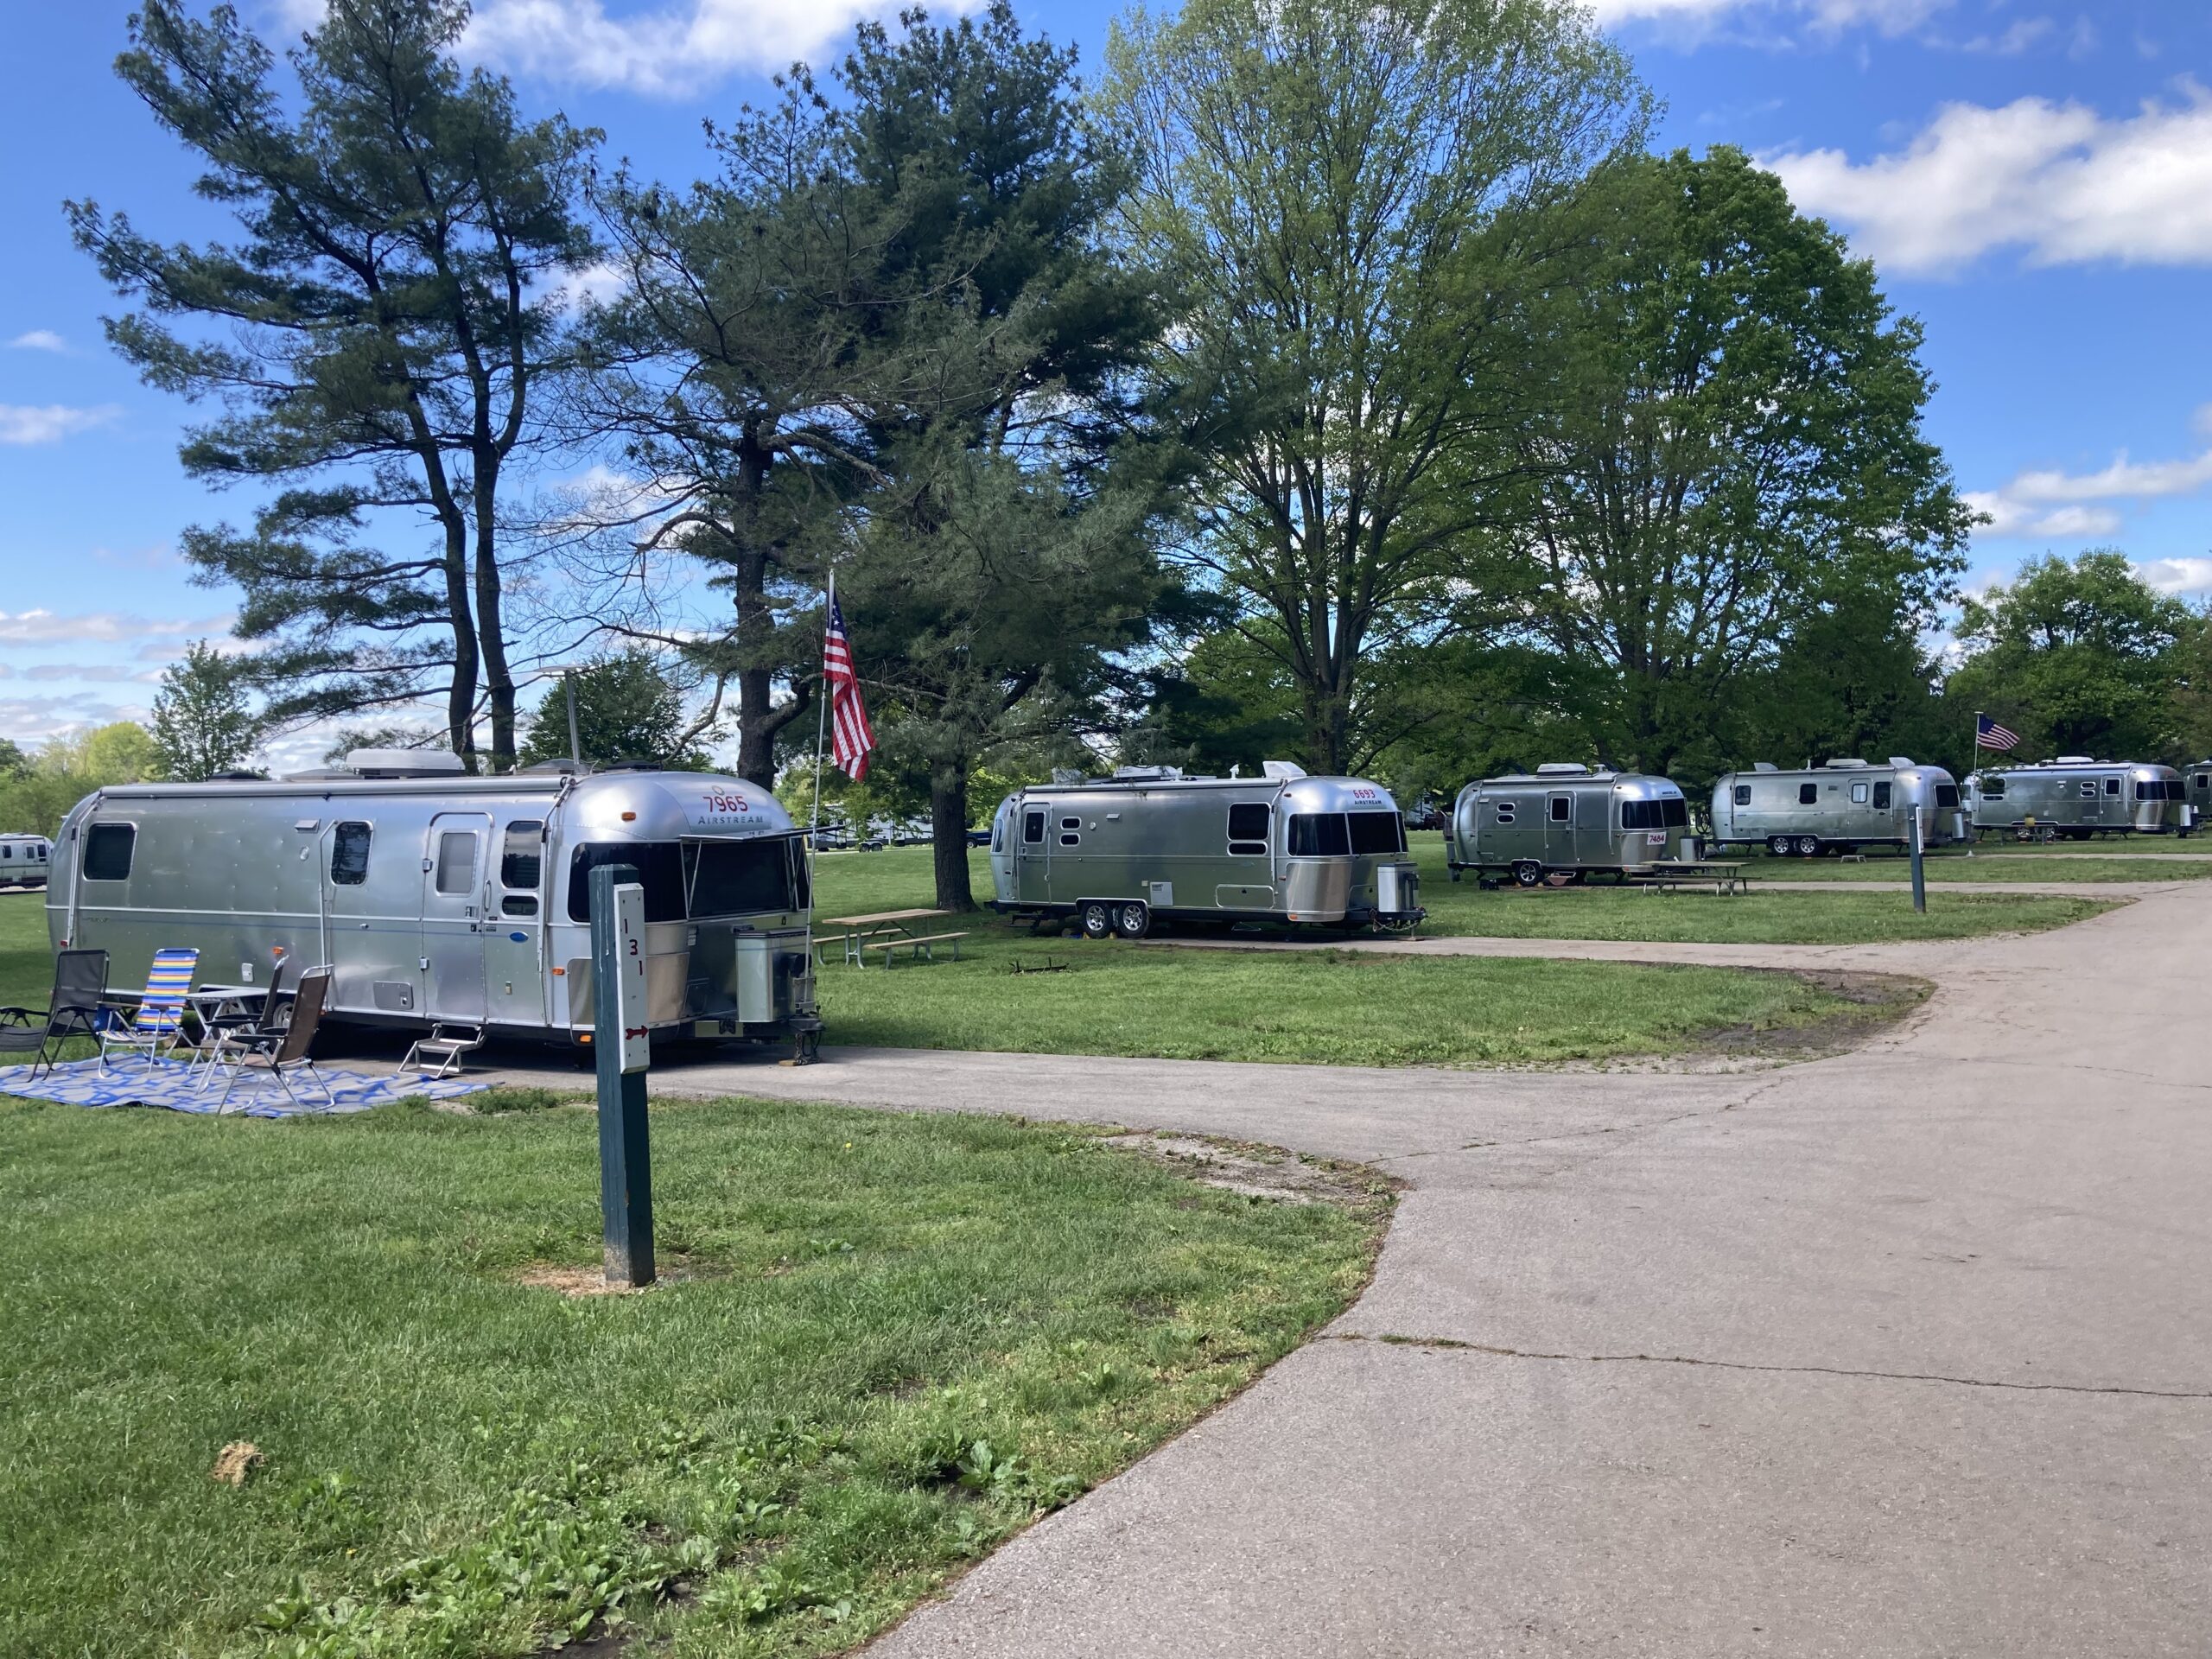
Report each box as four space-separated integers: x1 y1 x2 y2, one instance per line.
44 752 822 1056
1447 766 1694 886
987 765 1424 936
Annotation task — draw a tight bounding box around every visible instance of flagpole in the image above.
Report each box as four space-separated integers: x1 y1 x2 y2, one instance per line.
810 569 832 848
1968 709 1981 856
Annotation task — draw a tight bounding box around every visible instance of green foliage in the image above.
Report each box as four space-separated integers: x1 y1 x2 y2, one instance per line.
1106 0 1647 772
1947 550 2196 761
72 0 598 767
1492 147 1973 777
0 721 166 836
517 652 711 770
0 740 29 779
150 640 264 781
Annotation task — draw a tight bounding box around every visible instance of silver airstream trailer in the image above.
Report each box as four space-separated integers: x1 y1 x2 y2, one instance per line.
45 752 819 1053
1 833 51 889
2185 760 2210 832
987 765 1423 936
1965 759 2188 840
1447 766 1693 886
1708 758 1962 856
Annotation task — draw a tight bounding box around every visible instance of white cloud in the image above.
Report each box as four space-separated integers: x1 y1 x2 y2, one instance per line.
0 696 152 743
1769 92 2212 275
6 329 66 352
0 608 234 645
2134 556 2212 595
0 404 120 445
465 0 978 97
1968 439 2212 543
1586 0 1947 33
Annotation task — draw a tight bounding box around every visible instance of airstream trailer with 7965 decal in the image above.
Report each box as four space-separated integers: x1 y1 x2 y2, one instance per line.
45 751 822 1057
987 764 1424 937
1446 766 1694 886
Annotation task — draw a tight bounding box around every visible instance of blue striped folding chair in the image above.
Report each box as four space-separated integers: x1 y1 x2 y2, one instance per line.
97 948 199 1077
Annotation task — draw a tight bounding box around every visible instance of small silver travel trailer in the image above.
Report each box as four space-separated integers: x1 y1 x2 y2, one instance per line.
0 833 51 889
1446 766 1693 885
987 765 1423 935
1708 758 1962 856
2186 761 2211 831
45 753 819 1052
1964 759 2188 840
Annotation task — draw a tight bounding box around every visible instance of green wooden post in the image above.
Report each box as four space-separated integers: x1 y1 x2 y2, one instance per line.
589 863 654 1287
1909 806 1928 915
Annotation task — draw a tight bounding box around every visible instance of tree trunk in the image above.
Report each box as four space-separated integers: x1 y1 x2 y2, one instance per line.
473 452 516 772
930 753 976 912
734 665 808 790
440 516 480 769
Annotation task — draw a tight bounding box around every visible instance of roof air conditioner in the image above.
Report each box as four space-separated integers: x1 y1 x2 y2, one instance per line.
1535 762 1591 775
346 747 467 779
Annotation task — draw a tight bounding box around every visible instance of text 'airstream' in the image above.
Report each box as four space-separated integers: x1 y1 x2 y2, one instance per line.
1966 759 2190 841
1708 759 1961 856
1447 766 1693 886
988 765 1424 936
47 753 821 1054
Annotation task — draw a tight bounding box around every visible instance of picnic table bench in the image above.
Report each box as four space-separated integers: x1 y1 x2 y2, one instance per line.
856 930 970 968
819 907 960 967
1624 860 1752 896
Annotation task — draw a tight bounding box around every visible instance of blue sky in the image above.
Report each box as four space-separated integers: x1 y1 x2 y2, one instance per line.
3 0 2210 763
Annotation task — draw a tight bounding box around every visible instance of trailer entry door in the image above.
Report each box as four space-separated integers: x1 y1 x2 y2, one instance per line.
421 811 491 1023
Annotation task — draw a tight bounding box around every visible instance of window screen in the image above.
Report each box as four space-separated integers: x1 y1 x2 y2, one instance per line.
1548 796 1572 823
1872 782 1891 810
500 820 543 889
82 823 136 881
330 821 372 885
1287 813 1351 856
1733 785 1751 805
1348 811 1405 855
1798 784 1818 804
1227 802 1270 855
434 830 477 895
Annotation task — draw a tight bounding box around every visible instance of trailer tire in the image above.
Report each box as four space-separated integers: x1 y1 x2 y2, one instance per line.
1794 836 1821 857
1078 901 1114 940
1767 836 1792 857
1512 861 1543 887
1113 900 1151 940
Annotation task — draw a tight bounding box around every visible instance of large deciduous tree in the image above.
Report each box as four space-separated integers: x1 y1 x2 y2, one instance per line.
71 0 597 769
149 640 264 779
1105 0 1646 774
1501 147 1974 777
1947 550 2194 760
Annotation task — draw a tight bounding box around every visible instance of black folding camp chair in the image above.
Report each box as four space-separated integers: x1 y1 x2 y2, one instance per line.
0 948 111 1078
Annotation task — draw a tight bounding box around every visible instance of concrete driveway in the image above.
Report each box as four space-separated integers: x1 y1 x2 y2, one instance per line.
498 887 2212 1654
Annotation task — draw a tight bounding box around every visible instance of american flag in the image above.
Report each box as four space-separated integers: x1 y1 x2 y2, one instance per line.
1977 715 2020 752
823 594 875 781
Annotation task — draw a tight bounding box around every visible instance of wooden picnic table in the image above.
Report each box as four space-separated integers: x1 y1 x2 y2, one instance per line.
1624 860 1752 897
818 907 951 966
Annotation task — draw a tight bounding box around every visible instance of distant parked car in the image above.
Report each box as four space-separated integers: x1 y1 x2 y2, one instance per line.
966 827 991 847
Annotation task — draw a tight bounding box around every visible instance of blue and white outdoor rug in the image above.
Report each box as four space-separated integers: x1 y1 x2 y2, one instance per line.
0 1057 486 1116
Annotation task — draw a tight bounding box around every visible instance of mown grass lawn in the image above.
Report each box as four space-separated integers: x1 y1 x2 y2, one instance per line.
0 1093 1386 1659
1723 849 2211 882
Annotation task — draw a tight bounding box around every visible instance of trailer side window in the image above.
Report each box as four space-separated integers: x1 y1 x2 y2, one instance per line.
330 821 372 885
2105 778 2121 796
434 830 478 895
1022 810 1045 844
1227 802 1270 856
1872 782 1891 810
1733 785 1751 806
1548 795 1571 823
1850 782 1868 804
1798 784 1818 804
1980 777 2005 800
499 820 543 916
82 823 136 881
1348 811 1405 855
1058 815 1081 848
1287 813 1351 856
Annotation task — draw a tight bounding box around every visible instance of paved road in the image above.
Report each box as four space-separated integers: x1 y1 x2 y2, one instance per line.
494 890 2212 1653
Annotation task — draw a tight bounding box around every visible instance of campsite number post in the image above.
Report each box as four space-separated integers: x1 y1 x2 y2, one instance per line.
588 864 655 1287
1909 806 1928 915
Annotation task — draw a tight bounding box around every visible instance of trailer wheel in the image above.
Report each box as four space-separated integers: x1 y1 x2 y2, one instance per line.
1512 861 1543 887
1078 900 1114 940
1767 836 1792 857
1794 836 1821 857
1113 900 1151 940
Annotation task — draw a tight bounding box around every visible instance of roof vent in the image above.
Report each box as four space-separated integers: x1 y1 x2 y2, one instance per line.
1262 760 1307 780
1886 756 1914 767
1821 757 1870 769
1751 761 1778 772
346 747 466 779
1535 762 1591 775
520 758 586 775
2055 754 2094 765
1113 765 1183 781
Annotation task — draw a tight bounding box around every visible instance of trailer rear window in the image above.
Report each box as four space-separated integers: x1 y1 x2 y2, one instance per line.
1936 784 1961 809
1349 811 1406 855
1621 798 1689 830
2136 780 2183 801
568 842 686 923
82 823 136 881
565 838 805 924
1287 813 1351 857
331 821 372 885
